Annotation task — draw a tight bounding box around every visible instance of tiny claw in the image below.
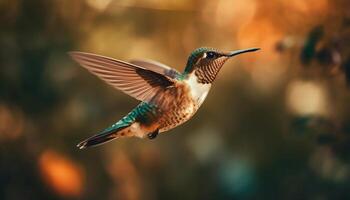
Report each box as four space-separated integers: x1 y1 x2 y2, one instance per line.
147 130 159 139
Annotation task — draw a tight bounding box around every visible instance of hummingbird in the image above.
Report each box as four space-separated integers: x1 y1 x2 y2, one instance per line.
70 47 259 149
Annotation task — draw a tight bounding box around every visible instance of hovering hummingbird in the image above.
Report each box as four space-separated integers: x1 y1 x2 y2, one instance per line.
70 47 259 149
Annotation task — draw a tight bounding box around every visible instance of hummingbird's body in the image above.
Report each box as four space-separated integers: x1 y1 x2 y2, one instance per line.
149 73 211 132
70 47 259 149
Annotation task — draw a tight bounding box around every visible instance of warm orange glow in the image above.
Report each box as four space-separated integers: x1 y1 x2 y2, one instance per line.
39 150 84 197
214 0 257 28
286 0 328 15
237 19 282 61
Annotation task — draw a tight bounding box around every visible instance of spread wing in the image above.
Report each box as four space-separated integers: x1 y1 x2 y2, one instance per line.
129 59 181 79
69 52 176 102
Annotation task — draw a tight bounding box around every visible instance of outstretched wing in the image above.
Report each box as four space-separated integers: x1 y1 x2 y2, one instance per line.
129 59 181 79
69 52 175 102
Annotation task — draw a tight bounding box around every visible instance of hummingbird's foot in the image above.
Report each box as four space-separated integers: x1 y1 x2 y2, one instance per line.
147 129 159 139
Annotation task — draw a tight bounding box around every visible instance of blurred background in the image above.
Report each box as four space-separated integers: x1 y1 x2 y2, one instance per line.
1 0 350 199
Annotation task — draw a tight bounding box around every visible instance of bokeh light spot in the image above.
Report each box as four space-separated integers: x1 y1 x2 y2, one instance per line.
38 150 85 197
286 80 329 116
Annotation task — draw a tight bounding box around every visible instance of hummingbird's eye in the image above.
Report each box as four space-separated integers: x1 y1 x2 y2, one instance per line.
206 52 216 59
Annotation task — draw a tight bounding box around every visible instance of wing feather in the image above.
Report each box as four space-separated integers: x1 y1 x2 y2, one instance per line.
129 59 181 79
70 52 176 102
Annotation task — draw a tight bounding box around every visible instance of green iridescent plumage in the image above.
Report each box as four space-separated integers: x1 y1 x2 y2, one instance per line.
100 103 158 133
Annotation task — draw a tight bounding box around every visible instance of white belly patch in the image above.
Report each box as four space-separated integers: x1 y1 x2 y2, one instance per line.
185 73 211 106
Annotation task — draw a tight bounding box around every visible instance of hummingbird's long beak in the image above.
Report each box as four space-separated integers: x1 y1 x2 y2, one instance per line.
227 47 260 57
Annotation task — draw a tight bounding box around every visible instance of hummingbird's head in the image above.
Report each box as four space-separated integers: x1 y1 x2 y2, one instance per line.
184 47 260 84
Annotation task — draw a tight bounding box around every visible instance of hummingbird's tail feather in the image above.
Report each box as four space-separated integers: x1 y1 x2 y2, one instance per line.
77 102 158 149
77 124 131 149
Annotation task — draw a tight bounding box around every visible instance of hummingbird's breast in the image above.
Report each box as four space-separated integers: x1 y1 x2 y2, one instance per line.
150 73 211 132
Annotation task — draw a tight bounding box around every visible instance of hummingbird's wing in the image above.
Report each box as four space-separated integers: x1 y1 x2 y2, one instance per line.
69 52 176 102
129 59 180 79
